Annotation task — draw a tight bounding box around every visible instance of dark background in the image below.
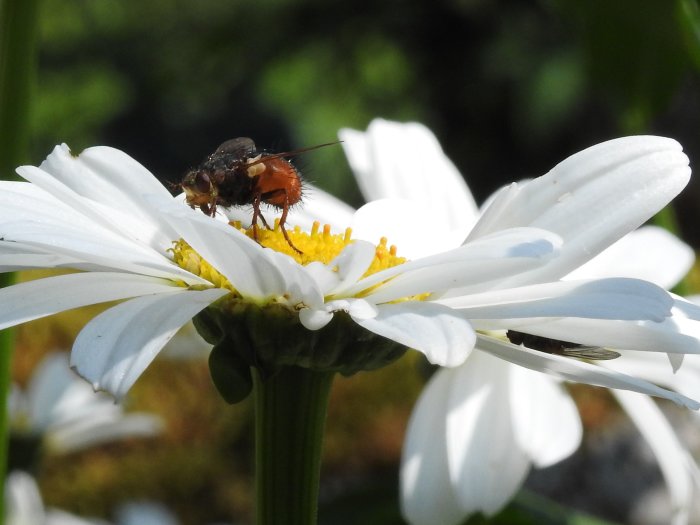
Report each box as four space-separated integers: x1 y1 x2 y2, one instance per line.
32 0 700 243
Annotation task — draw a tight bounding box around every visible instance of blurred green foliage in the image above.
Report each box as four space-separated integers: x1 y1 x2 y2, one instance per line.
29 0 700 240
12 0 700 523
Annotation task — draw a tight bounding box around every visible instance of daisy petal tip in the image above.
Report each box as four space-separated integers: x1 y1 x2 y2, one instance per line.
299 307 333 330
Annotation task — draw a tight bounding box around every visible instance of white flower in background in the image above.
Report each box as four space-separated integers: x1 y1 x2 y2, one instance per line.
115 502 231 525
5 470 108 525
0 143 585 398
9 352 162 454
316 118 700 524
114 503 177 525
5 473 225 525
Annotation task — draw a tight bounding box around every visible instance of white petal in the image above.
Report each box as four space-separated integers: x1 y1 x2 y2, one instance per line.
353 302 475 367
48 412 163 454
476 334 700 408
438 278 674 322
350 199 466 259
500 310 700 356
612 389 694 523
27 144 174 226
4 221 200 281
16 164 178 252
344 227 560 300
286 183 356 232
339 119 479 230
470 136 690 283
604 352 700 403
0 240 82 271
263 248 325 309
6 471 46 525
327 240 376 295
115 502 179 525
26 353 74 431
400 368 465 525
303 261 340 295
325 298 378 320
159 203 294 299
298 307 333 330
0 188 199 281
509 362 582 467
445 352 531 515
566 226 695 289
71 287 227 399
46 509 109 525
0 272 186 331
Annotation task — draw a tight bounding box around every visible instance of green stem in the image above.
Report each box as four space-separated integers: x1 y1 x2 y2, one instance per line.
0 0 40 176
0 273 14 497
0 0 40 521
254 366 335 525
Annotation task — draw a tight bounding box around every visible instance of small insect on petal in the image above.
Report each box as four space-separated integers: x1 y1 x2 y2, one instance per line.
506 330 621 360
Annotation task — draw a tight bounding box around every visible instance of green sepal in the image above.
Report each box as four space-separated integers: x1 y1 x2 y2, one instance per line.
192 306 225 345
194 298 408 381
208 337 253 404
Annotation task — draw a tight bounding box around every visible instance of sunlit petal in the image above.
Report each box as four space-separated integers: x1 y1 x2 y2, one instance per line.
71 288 227 399
439 278 673 322
470 136 690 283
339 119 479 230
446 352 530 515
477 334 699 408
509 362 582 467
567 226 694 289
612 389 694 525
0 272 187 331
354 302 475 367
400 368 466 525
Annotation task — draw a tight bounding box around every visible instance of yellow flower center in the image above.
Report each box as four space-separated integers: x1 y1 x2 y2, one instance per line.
170 220 408 297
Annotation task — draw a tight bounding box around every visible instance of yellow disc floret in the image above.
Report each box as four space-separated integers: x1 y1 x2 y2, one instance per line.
171 220 411 299
170 240 236 293
232 220 407 278
173 219 417 379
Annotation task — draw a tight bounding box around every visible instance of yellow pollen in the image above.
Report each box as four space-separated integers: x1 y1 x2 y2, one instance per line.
230 220 407 276
170 220 408 291
170 240 237 293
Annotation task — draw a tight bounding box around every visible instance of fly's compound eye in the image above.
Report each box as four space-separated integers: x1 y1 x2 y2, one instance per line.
194 172 212 194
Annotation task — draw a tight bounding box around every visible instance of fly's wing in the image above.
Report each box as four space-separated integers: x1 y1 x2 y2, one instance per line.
559 346 621 360
506 331 621 361
215 137 256 157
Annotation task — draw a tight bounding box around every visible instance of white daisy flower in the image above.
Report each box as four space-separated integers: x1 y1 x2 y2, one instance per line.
9 352 162 455
0 143 578 401
321 118 700 524
5 470 108 525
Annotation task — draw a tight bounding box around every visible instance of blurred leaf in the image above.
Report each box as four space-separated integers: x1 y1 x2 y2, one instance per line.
518 50 585 140
677 0 700 69
554 0 692 132
31 64 131 151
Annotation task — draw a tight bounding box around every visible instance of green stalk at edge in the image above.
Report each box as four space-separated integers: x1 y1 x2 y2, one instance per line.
254 367 335 525
0 0 41 521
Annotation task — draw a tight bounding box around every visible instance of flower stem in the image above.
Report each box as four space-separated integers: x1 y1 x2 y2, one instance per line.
253 366 334 525
0 0 40 521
